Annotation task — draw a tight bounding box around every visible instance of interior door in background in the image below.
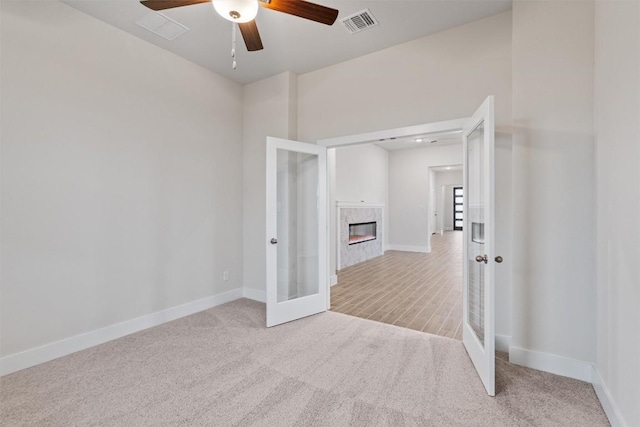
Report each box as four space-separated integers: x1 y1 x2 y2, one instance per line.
431 188 437 234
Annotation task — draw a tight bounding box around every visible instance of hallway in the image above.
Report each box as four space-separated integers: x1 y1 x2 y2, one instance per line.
330 232 463 339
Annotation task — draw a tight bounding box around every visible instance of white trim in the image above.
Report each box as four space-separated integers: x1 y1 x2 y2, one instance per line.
317 118 469 148
0 288 243 376
495 334 511 353
330 275 338 286
386 244 431 253
592 368 628 427
242 287 267 303
508 345 593 383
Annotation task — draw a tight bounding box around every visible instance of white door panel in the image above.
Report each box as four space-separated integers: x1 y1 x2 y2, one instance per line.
462 96 496 396
266 137 327 327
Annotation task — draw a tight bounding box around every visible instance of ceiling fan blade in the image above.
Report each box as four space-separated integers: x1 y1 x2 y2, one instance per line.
140 0 210 11
260 0 339 25
238 20 264 51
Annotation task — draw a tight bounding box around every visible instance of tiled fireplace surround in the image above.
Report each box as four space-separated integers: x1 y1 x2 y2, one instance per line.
338 203 384 269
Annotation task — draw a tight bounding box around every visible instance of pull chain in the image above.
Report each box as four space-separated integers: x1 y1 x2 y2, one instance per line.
231 23 237 70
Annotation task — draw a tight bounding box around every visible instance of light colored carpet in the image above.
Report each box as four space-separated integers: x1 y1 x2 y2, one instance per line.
1 299 608 426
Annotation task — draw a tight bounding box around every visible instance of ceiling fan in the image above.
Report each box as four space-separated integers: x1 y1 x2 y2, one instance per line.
140 0 339 52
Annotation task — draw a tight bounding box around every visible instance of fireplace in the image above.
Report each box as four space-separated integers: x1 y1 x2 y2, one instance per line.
338 203 383 269
349 221 377 245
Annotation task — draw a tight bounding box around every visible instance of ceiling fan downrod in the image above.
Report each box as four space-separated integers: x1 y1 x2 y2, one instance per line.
231 23 237 70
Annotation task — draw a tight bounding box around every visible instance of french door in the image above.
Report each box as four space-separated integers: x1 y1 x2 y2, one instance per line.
265 137 328 327
462 96 496 396
264 102 497 397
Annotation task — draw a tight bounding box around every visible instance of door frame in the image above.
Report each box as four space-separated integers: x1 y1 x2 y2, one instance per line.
317 117 468 309
427 166 464 234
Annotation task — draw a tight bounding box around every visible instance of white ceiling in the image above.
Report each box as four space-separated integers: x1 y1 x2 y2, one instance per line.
64 0 512 84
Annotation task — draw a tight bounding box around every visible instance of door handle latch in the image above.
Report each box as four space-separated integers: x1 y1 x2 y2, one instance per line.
475 255 488 264
270 238 278 245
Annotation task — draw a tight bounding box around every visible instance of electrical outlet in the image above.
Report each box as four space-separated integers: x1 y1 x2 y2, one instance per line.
223 271 229 281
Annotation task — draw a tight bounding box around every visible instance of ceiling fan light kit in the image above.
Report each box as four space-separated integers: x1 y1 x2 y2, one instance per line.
213 0 259 23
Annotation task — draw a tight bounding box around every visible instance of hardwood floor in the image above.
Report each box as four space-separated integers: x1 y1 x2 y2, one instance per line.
330 231 463 340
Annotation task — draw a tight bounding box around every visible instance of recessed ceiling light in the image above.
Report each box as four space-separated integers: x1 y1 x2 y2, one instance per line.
415 138 423 143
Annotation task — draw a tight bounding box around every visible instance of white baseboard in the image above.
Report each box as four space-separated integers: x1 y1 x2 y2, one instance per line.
386 244 431 253
243 287 266 303
495 334 511 353
592 368 628 427
508 345 593 382
330 275 338 286
0 288 243 377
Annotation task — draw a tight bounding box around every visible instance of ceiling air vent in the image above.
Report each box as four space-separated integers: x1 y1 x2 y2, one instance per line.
136 12 189 41
341 9 379 35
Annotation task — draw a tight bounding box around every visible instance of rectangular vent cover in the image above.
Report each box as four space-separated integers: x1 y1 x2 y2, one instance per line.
341 9 379 35
136 12 189 41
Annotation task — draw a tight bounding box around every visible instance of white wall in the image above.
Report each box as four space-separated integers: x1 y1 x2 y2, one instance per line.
433 170 463 231
298 12 512 142
333 144 388 273
242 72 297 296
335 144 389 205
389 145 462 251
594 1 640 425
298 11 513 339
511 1 595 366
0 1 243 357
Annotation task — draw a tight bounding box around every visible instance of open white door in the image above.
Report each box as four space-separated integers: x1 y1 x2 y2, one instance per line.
266 136 328 327
462 96 496 396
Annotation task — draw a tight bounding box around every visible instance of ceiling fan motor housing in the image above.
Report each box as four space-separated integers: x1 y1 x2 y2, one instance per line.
213 0 259 23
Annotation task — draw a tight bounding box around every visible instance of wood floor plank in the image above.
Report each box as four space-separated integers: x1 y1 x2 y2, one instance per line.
330 231 463 341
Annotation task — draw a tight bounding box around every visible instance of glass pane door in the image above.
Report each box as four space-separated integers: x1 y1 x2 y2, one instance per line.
276 149 319 303
466 123 485 345
462 96 495 396
266 137 327 327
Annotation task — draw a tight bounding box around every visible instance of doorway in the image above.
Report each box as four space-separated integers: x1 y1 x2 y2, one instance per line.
267 97 497 395
330 157 464 340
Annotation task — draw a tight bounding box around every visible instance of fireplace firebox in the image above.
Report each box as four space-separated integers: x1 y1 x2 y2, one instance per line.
348 221 377 245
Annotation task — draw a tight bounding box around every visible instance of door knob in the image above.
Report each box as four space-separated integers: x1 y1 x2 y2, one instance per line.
270 238 278 244
495 256 503 263
475 255 488 264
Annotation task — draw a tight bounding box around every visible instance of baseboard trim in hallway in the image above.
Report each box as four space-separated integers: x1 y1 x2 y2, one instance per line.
386 244 431 253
